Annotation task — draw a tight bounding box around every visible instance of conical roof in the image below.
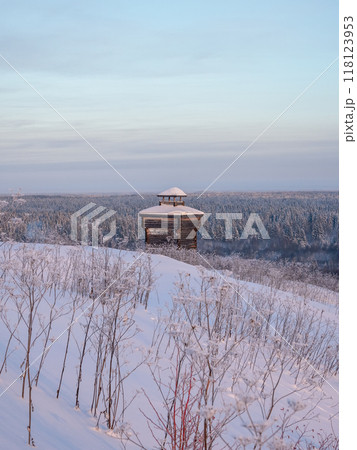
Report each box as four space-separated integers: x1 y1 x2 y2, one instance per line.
157 187 187 197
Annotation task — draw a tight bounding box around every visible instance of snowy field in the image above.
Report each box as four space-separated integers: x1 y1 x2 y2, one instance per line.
0 243 338 449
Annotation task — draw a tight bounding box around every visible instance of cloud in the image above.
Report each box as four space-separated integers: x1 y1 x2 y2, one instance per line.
0 139 338 194
0 0 338 193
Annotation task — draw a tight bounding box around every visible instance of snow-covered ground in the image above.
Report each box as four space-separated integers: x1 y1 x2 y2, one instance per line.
0 243 338 449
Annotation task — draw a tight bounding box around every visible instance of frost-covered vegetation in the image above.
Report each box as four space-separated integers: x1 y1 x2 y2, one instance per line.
147 245 339 296
0 243 338 449
0 191 338 273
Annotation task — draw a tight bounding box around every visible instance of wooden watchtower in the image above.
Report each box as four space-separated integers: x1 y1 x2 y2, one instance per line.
139 187 204 249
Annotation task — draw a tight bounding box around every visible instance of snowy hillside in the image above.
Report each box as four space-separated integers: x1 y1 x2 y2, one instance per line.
0 243 338 449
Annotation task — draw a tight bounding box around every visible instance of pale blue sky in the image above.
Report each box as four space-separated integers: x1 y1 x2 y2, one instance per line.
0 0 338 194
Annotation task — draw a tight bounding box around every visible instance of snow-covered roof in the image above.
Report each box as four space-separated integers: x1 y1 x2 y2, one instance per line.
157 187 187 197
139 204 204 216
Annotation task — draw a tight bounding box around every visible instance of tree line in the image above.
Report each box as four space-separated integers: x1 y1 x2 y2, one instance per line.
0 191 338 273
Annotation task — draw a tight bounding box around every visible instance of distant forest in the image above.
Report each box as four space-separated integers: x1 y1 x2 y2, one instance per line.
0 191 338 274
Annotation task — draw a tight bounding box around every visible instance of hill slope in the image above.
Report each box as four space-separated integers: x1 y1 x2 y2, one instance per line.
0 243 338 449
